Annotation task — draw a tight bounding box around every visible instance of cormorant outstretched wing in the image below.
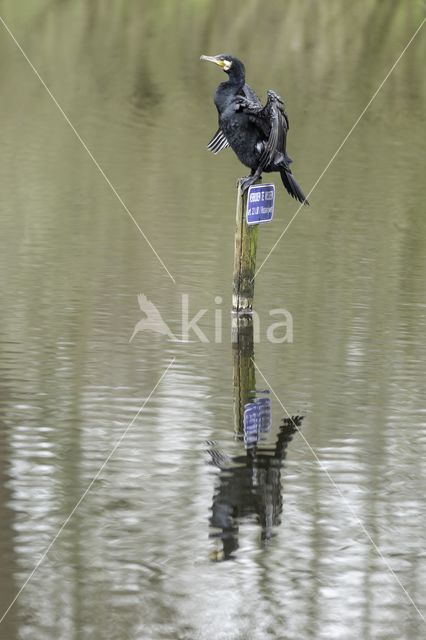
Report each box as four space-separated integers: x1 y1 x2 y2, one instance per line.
260 91 289 168
236 90 290 170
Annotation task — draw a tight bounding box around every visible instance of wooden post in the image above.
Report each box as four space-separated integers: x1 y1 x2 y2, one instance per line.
232 181 259 313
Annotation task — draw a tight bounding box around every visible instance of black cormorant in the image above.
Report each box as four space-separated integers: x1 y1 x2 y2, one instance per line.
200 54 309 204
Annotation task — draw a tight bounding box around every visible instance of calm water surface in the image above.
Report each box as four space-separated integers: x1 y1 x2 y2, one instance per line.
0 2 425 639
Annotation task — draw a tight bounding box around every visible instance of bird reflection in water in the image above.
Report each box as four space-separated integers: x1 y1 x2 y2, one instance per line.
207 415 303 561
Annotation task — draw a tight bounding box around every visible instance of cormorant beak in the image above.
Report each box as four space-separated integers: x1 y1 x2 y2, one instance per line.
200 55 225 69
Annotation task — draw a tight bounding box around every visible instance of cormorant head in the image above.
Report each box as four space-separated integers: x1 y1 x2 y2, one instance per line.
200 54 245 80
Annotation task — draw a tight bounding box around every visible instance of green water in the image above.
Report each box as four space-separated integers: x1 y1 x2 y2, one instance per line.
0 2 425 639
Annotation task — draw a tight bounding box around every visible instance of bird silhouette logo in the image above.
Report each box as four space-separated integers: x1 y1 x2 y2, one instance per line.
129 294 175 342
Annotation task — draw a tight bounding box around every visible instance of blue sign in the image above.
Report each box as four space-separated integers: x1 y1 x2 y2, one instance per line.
246 183 275 225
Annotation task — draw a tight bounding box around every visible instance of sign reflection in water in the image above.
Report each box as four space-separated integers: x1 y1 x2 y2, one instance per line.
243 395 272 447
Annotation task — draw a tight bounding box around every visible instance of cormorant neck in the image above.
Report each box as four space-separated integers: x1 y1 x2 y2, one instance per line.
226 61 245 88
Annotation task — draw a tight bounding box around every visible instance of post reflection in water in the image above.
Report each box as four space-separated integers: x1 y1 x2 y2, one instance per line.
208 316 303 561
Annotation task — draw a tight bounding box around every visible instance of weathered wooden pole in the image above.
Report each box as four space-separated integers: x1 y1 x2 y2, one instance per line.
232 181 259 313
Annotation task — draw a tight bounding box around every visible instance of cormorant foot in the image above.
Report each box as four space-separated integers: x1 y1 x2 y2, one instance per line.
239 176 256 194
236 175 262 193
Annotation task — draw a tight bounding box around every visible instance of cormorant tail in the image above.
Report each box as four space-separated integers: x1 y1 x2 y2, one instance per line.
280 168 309 205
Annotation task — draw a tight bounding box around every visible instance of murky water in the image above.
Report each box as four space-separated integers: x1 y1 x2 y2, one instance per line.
0 2 425 639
